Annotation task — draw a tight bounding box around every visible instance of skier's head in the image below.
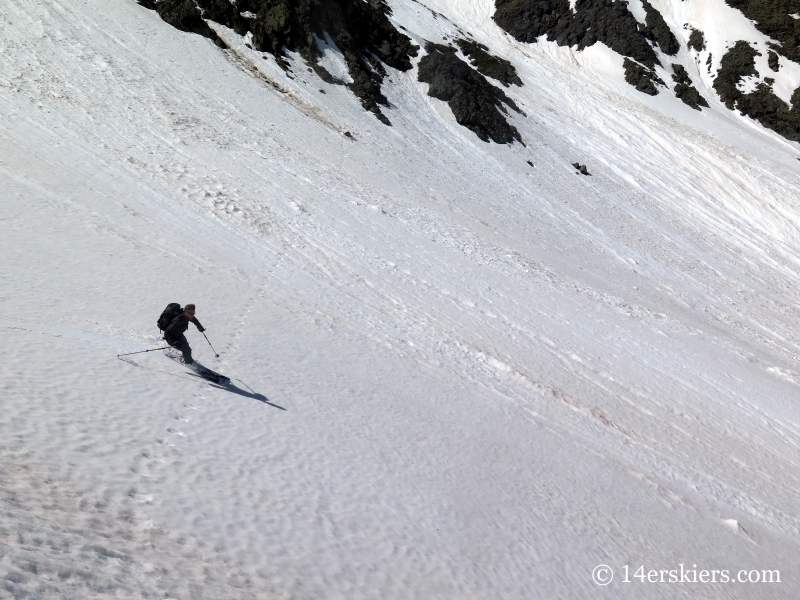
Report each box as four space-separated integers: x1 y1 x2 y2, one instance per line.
184 303 196 316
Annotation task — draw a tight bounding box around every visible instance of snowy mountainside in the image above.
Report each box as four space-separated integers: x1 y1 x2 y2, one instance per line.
143 0 800 141
1 0 800 599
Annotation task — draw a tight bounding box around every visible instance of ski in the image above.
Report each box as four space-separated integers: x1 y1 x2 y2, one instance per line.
193 362 230 385
164 350 230 384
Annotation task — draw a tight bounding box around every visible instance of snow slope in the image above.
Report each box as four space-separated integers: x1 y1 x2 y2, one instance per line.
2 0 800 598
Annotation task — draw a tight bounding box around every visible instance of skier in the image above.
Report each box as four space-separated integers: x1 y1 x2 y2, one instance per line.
163 303 205 365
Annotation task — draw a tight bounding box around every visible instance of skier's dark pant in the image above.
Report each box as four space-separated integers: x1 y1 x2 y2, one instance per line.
166 333 193 364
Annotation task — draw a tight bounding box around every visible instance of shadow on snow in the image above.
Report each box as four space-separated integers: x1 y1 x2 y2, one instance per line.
187 373 287 411
119 357 286 410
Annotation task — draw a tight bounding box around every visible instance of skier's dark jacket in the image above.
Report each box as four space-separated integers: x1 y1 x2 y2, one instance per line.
164 313 204 342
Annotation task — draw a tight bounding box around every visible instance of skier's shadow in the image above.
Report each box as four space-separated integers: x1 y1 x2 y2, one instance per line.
189 375 286 411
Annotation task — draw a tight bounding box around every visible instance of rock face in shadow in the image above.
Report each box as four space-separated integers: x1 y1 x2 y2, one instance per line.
140 0 418 125
672 64 708 110
641 0 679 55
737 83 800 141
138 0 227 47
687 28 706 52
493 0 660 68
724 0 800 63
493 0 567 41
714 41 800 141
418 44 523 144
455 39 523 87
623 58 664 95
713 40 760 109
492 0 800 143
768 50 780 71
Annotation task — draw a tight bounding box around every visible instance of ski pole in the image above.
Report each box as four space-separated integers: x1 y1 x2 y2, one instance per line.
202 332 220 357
117 346 171 358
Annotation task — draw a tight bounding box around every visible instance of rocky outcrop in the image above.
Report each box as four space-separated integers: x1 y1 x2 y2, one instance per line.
768 50 780 71
641 0 679 56
455 39 523 87
687 28 706 52
493 0 661 68
672 64 708 110
724 0 800 63
140 0 418 124
624 58 664 95
736 82 800 141
492 0 688 104
138 0 227 47
714 41 800 141
713 41 760 109
418 43 523 144
572 162 590 175
493 0 569 42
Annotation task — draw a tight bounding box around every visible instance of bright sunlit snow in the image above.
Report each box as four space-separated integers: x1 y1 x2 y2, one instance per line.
2 0 800 598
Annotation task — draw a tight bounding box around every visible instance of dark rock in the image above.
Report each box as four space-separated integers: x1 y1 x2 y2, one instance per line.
724 0 800 63
736 82 800 141
768 50 780 71
418 43 523 144
527 159 534 167
138 0 227 48
493 0 660 68
312 64 344 85
192 0 251 36
141 0 418 125
714 41 800 141
237 0 418 123
642 0 679 55
493 0 567 41
687 27 706 52
672 64 708 109
455 39 523 86
713 40 759 109
572 162 590 175
623 58 664 95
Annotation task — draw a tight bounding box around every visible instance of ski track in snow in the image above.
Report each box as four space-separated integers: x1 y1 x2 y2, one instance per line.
2 0 800 598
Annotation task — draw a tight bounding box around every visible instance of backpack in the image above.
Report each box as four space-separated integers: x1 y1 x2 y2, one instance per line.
158 303 182 332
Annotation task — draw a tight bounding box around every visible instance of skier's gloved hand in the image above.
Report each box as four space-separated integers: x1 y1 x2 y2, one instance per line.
198 326 206 332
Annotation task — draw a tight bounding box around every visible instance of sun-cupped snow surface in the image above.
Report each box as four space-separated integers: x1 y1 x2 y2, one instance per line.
2 0 800 598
